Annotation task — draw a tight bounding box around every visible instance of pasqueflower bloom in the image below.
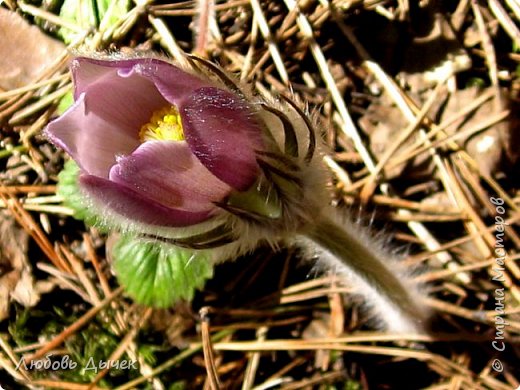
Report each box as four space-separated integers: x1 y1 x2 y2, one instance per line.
46 54 429 333
46 56 264 228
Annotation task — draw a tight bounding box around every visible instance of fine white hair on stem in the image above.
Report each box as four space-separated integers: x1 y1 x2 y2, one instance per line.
296 209 430 334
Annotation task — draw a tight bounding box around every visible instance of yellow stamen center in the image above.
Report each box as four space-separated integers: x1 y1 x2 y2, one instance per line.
139 106 185 142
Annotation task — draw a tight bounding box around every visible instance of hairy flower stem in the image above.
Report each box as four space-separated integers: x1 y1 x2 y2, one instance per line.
301 216 428 333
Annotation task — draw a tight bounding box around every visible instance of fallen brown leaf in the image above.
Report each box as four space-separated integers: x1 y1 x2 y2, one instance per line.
0 7 65 91
0 210 52 321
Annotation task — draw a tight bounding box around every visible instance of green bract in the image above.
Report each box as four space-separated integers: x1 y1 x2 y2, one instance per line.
57 160 101 227
112 235 213 307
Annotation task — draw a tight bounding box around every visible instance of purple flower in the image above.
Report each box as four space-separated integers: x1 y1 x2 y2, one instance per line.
45 57 264 227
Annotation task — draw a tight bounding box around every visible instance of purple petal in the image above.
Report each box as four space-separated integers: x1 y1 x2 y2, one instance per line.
109 141 231 213
46 61 170 177
45 94 140 177
79 174 212 227
73 57 209 106
71 57 154 98
73 60 170 141
71 57 125 100
180 87 263 191
124 59 210 106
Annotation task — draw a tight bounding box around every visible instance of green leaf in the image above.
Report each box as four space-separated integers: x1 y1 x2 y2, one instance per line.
58 0 96 43
57 91 74 115
168 382 187 390
113 235 214 307
465 77 486 88
58 0 130 43
57 160 102 227
96 0 130 29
